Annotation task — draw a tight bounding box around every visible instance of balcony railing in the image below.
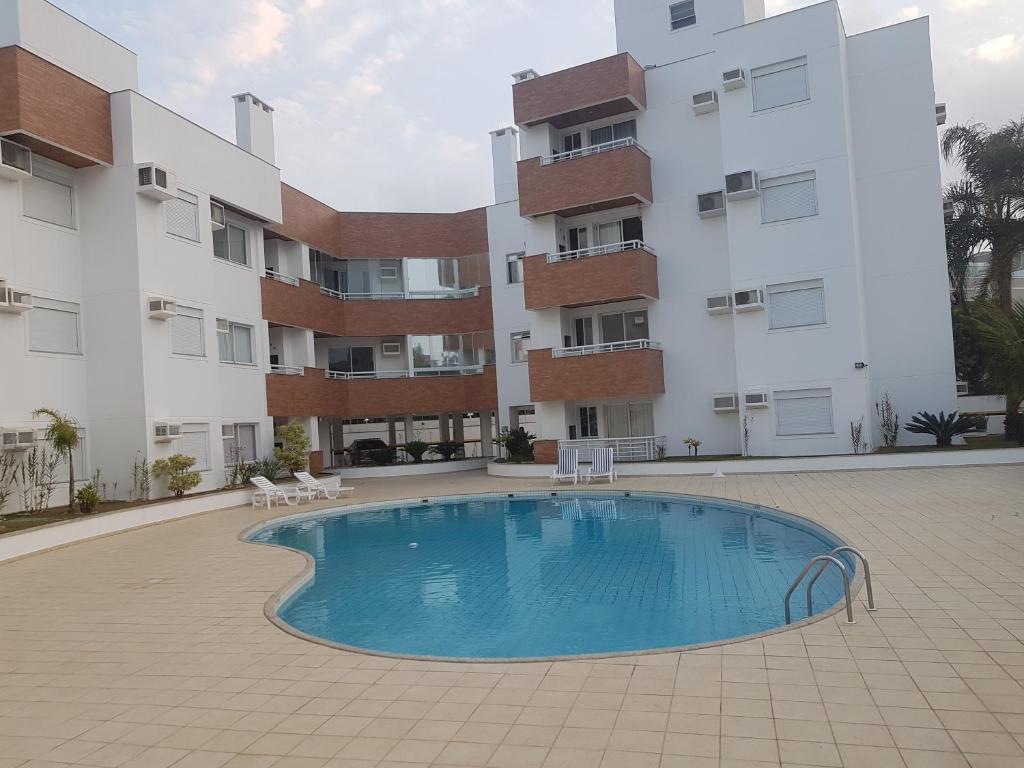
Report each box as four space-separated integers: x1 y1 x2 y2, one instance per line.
552 339 661 358
559 436 667 463
547 240 655 264
325 365 484 380
269 364 304 375
265 268 300 287
542 137 648 166
319 286 480 301
326 370 410 380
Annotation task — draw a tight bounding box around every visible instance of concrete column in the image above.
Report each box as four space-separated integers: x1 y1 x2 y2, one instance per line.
388 418 397 446
404 415 415 443
480 410 494 457
453 413 465 442
440 413 451 442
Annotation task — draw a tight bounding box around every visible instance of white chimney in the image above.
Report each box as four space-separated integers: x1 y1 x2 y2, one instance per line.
233 92 276 164
490 126 520 205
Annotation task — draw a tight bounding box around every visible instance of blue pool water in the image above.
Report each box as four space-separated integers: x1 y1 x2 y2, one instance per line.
248 493 852 659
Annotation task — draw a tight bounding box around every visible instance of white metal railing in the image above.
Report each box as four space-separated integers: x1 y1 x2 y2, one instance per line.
269 364 304 376
265 268 300 286
542 137 648 166
325 370 410 380
319 286 480 301
552 339 661 358
412 365 484 377
560 436 666 463
324 365 483 380
547 240 655 264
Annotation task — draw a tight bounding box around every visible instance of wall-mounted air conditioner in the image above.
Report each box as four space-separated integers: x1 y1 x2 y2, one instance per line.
1 430 35 450
722 69 746 91
210 201 226 231
733 288 765 312
725 170 759 200
222 424 235 440
943 200 955 224
0 138 32 181
706 294 733 315
512 68 539 83
379 266 399 280
381 341 402 356
216 319 230 335
0 283 33 314
935 103 947 126
154 422 182 442
148 297 178 320
744 391 769 409
697 191 726 219
137 163 177 201
956 380 969 396
692 90 719 116
712 393 739 413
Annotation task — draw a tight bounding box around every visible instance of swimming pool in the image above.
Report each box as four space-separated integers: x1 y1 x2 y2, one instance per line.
248 492 854 659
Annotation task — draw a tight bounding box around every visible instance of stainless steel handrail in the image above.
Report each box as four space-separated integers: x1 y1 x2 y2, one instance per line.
806 546 876 615
784 555 854 625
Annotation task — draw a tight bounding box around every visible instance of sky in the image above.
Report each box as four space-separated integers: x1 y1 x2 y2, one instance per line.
54 0 1024 214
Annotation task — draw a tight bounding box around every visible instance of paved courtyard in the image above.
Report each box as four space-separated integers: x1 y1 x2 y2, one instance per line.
2 465 1023 768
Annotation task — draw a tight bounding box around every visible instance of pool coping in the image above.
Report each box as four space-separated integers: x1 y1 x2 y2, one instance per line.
239 490 868 664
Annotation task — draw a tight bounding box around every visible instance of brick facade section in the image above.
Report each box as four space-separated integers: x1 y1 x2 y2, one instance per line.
266 366 498 420
0 46 113 167
262 278 494 336
532 440 559 465
517 144 654 219
267 184 341 255
528 348 665 403
513 53 647 129
523 248 659 310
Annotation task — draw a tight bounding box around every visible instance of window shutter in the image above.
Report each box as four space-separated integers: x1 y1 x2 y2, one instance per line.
178 425 209 471
29 298 80 354
761 172 817 223
768 281 825 329
775 389 834 436
752 58 809 112
165 191 199 241
23 173 74 228
170 306 204 355
236 425 257 462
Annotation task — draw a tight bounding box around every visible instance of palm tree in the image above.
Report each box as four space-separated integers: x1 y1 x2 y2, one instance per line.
971 301 1024 443
32 408 80 511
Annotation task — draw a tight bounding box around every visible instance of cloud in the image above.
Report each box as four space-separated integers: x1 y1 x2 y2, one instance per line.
969 34 1021 63
890 6 923 23
228 0 291 64
947 0 992 13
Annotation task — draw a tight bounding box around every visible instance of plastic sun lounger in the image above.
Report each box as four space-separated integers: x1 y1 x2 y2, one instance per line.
249 476 314 508
551 448 580 485
293 471 354 500
585 447 617 484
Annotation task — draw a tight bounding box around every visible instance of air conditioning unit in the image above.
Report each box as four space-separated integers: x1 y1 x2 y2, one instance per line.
943 200 955 223
744 391 769 409
1 430 35 450
722 69 746 91
216 318 230 335
222 424 235 440
697 191 726 219
935 103 947 126
512 68 539 83
733 288 765 312
210 201 226 231
154 422 182 442
712 393 739 413
692 90 719 116
956 380 969 396
381 341 402 356
379 266 399 280
0 284 33 314
136 163 177 201
706 294 733 315
725 170 759 200
0 138 32 181
148 297 178 320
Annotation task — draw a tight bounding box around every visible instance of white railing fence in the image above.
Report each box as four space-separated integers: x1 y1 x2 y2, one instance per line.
319 286 479 301
547 240 656 264
560 436 666 463
269 364 304 376
552 339 661 358
324 366 483 380
265 268 300 286
542 136 648 166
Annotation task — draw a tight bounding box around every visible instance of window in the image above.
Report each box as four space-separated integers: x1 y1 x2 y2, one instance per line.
563 132 582 154
600 309 649 344
752 57 809 112
217 319 254 365
506 252 524 284
29 298 80 354
23 168 74 228
567 226 589 251
579 406 599 438
223 423 257 464
329 346 374 373
669 0 696 30
573 317 594 346
589 119 636 146
165 190 199 242
510 331 530 363
604 402 655 438
170 305 205 356
178 424 210 471
597 221 622 247
213 223 249 266
775 388 834 436
761 171 817 224
768 279 826 329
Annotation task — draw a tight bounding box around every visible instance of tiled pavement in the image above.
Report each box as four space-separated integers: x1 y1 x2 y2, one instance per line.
1 465 1023 768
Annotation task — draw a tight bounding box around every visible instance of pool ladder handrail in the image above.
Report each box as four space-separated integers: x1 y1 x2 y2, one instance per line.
784 546 876 625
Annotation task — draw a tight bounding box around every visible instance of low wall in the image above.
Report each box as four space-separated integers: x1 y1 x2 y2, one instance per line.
334 458 489 480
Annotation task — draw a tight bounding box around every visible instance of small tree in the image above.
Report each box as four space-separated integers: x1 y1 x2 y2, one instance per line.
972 300 1024 443
904 411 986 447
33 408 80 511
875 392 900 448
496 427 535 462
274 424 311 473
684 437 702 458
19 446 60 513
0 453 20 515
429 441 462 461
404 440 430 463
152 454 202 497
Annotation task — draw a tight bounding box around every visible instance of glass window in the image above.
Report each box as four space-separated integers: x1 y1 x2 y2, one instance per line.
752 57 810 112
165 191 199 242
223 424 258 464
23 169 74 228
510 331 530 363
563 132 582 154
669 0 696 30
775 389 834 436
589 125 613 146
217 320 254 364
567 226 589 252
579 406 599 438
597 221 623 246
768 280 826 329
506 252 524 284
214 223 249 265
170 305 204 356
604 402 654 438
29 298 80 354
599 309 649 344
573 317 594 346
407 258 460 293
761 171 818 223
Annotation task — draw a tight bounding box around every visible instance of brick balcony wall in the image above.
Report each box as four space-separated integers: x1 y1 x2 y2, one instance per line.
523 248 659 310
528 348 665 403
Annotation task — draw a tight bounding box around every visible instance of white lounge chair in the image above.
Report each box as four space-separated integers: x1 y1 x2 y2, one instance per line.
585 447 617 484
551 448 580 485
293 471 354 500
250 476 314 508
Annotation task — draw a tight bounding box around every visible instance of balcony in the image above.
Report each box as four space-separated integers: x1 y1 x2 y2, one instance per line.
513 53 646 129
266 366 498 420
261 275 493 337
523 241 659 310
529 340 665 403
518 139 653 218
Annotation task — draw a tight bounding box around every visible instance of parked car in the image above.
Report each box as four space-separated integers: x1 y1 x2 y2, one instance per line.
348 438 393 466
